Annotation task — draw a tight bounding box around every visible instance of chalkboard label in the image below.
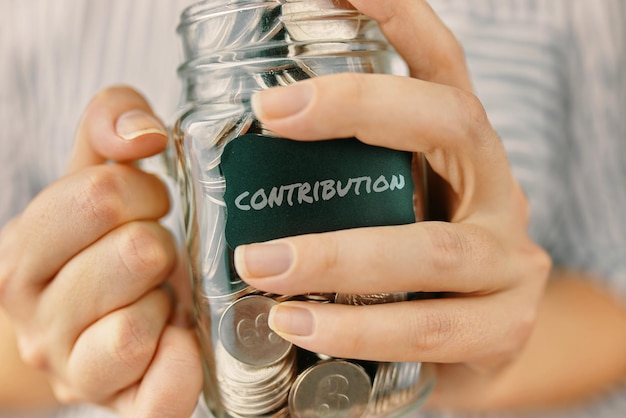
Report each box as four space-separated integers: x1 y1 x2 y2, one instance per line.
221 134 415 248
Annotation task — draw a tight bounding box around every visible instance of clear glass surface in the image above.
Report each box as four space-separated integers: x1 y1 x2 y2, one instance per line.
172 1 435 417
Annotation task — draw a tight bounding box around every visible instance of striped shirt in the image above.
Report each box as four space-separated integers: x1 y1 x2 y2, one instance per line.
430 0 626 298
1 1 625 417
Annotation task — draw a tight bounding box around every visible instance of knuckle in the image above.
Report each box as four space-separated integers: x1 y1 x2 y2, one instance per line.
331 324 368 358
454 88 488 128
408 309 456 352
450 88 492 145
110 311 156 371
328 73 366 112
159 328 202 371
74 167 127 226
426 223 465 271
512 309 536 349
521 240 553 287
52 382 84 404
534 246 553 282
496 308 537 364
340 72 366 102
316 233 341 277
17 334 50 371
117 223 174 282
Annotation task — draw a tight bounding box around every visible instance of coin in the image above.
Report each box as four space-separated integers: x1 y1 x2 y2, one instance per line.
289 360 372 418
367 362 436 417
281 0 368 42
334 292 408 306
287 293 335 303
219 295 292 366
215 342 297 416
217 343 296 390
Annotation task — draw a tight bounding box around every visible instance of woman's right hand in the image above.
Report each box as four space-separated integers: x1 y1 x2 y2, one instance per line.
0 86 202 418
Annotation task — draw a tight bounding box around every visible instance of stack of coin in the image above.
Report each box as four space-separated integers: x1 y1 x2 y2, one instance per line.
216 342 297 417
216 295 299 416
367 362 435 417
205 290 434 417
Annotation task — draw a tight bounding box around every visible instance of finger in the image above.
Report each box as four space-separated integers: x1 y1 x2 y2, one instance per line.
252 73 493 155
69 85 168 173
51 288 171 403
165 247 196 328
0 165 170 315
235 222 510 296
348 0 472 89
266 294 534 365
251 73 515 215
112 326 203 418
24 222 177 368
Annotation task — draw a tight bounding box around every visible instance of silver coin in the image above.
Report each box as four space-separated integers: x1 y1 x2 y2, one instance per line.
281 0 368 42
219 295 292 366
368 362 435 417
289 360 372 418
215 342 297 416
253 290 293 303
216 342 292 388
303 293 336 303
286 293 335 303
224 406 290 418
221 369 293 415
334 292 407 306
215 342 296 393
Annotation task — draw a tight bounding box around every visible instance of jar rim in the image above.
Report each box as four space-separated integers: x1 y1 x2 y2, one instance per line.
178 0 368 31
178 0 279 30
176 38 388 77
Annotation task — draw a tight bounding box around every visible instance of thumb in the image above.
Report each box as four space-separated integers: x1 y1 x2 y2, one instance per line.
348 0 472 90
68 85 169 173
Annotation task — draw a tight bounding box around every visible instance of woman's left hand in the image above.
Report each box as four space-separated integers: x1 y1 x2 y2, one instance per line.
234 0 551 411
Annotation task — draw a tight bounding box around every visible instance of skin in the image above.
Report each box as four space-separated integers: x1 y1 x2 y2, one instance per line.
0 307 57 411
0 87 203 418
1 0 625 417
437 271 626 412
237 0 550 382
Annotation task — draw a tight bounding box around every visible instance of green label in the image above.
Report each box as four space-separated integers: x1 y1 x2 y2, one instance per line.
221 134 415 248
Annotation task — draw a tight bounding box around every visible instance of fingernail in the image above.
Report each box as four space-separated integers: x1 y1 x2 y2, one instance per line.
234 242 294 279
116 109 167 141
251 82 313 121
269 304 315 337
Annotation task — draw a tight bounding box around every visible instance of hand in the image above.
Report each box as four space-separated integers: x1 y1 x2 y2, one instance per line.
233 0 552 411
0 86 202 417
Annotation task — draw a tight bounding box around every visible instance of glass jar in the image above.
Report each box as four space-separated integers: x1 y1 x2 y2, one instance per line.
171 1 435 417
